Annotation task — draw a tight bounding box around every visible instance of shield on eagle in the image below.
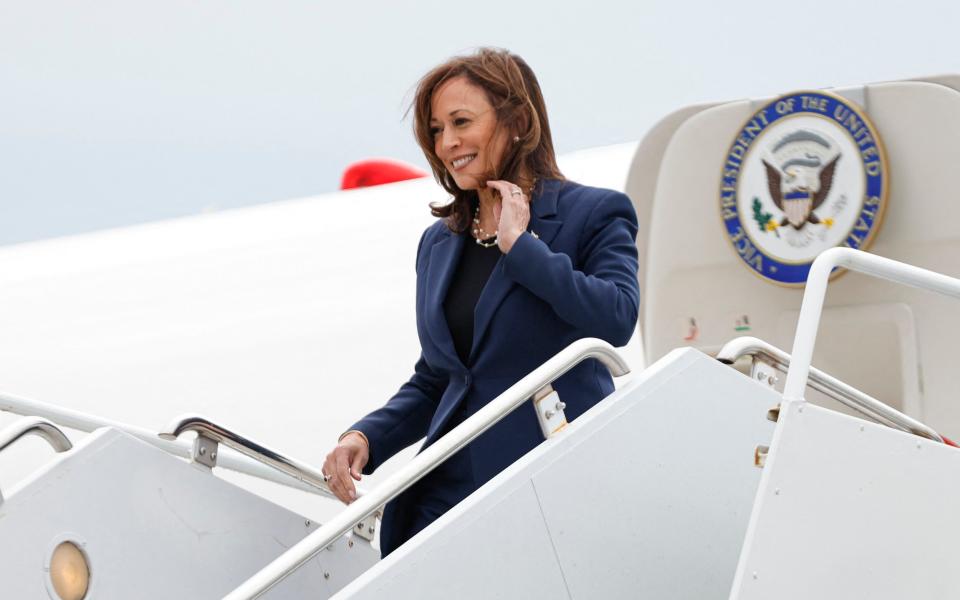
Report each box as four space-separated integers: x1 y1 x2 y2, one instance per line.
763 154 840 229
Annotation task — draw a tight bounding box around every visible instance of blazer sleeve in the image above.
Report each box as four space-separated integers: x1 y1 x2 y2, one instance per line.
349 226 450 473
502 190 640 347
350 353 447 473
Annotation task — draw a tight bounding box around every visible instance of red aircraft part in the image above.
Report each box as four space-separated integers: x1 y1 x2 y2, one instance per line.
340 159 428 190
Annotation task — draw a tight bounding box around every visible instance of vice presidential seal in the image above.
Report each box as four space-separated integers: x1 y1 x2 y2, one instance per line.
719 91 888 286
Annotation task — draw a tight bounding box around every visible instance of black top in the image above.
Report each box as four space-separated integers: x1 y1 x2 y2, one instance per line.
443 235 502 365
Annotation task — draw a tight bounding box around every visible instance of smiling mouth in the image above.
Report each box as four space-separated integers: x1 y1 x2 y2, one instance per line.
452 154 477 170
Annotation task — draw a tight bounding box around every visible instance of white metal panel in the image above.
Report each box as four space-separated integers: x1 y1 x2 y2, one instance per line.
339 348 779 599
335 479 570 600
530 356 776 599
624 101 719 343
0 428 377 599
730 402 960 599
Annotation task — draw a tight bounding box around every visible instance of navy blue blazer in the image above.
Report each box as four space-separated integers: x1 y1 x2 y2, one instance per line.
351 179 640 554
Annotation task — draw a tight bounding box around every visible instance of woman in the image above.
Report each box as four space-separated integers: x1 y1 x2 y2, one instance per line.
323 48 639 557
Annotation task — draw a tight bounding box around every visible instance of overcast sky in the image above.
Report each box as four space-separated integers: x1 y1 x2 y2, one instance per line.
2 0 958 246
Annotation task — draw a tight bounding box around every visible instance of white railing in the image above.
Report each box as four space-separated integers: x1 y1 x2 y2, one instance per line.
784 248 960 404
223 337 631 600
0 391 339 499
716 336 944 443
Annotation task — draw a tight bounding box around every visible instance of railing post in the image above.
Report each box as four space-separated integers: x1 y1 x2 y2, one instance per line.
783 248 960 404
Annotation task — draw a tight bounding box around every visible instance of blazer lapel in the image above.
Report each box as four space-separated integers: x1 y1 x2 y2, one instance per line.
468 180 564 361
526 179 563 246
424 230 465 367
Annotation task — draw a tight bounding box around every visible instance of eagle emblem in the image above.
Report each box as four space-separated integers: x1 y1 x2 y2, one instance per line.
762 154 840 229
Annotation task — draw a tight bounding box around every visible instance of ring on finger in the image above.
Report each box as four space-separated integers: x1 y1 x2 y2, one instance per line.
322 472 331 483
510 187 522 197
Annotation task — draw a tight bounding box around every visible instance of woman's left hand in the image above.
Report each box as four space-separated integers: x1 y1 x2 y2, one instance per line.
487 180 530 254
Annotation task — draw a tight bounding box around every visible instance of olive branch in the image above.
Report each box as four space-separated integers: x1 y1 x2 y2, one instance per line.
752 197 780 238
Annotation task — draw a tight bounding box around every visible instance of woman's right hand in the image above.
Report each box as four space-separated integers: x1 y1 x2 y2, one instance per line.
322 432 369 504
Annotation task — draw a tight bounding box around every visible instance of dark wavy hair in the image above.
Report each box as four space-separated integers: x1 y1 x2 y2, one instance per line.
411 48 564 233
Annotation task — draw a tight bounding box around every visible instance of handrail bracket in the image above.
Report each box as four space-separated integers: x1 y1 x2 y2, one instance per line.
532 384 568 438
353 514 377 542
750 359 780 390
193 434 219 469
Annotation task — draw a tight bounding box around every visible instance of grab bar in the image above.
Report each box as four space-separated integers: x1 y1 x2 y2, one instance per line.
784 248 960 404
160 415 331 492
717 336 944 443
0 416 73 504
223 337 631 600
0 416 72 454
0 391 338 499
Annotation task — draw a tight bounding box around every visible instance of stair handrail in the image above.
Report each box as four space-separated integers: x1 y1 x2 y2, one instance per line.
160 414 332 492
716 336 944 443
222 337 631 600
0 416 73 454
0 390 339 499
784 248 960 404
0 416 73 504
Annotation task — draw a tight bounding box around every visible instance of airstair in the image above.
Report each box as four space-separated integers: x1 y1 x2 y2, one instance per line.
1 248 959 599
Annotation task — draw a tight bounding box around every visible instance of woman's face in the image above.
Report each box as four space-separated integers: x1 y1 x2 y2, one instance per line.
429 76 509 191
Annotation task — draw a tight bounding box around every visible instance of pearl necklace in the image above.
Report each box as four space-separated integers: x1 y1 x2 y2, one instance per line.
472 203 498 247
